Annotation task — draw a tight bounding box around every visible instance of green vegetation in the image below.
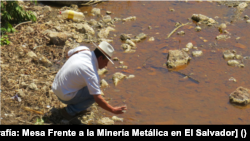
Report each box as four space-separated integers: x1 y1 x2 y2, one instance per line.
35 117 44 125
1 0 37 45
0 0 36 32
0 28 10 46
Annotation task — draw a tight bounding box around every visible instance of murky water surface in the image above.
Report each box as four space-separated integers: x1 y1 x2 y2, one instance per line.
54 1 250 124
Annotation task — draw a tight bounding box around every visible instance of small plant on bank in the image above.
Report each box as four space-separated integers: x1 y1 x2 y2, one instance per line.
0 28 10 46
35 117 44 125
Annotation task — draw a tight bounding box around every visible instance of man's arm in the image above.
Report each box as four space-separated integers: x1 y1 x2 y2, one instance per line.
93 94 127 114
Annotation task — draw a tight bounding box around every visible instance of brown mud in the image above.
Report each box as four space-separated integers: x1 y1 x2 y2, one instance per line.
1 1 250 125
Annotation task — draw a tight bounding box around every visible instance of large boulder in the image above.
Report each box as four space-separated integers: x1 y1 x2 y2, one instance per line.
166 50 191 69
47 31 72 45
229 87 250 105
75 23 95 36
191 14 216 25
98 26 115 39
112 72 127 86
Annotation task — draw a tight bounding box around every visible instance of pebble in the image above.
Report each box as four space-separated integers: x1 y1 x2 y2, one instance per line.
235 55 242 60
125 39 136 47
113 57 119 61
169 9 175 12
247 20 250 23
239 64 245 68
193 46 198 50
91 8 101 16
229 77 237 82
148 37 155 41
17 89 25 97
112 116 123 122
244 15 249 19
103 15 112 23
244 56 250 59
177 31 185 35
27 51 37 58
97 117 114 125
192 50 203 57
223 50 235 59
127 75 135 79
195 26 201 31
119 65 128 69
29 83 38 90
186 42 193 49
219 23 227 29
227 60 239 66
106 11 112 15
182 48 189 52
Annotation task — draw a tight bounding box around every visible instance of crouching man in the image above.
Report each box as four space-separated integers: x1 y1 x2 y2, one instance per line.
52 41 127 120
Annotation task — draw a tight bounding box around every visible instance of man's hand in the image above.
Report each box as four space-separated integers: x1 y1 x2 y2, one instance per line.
93 94 127 114
112 106 127 114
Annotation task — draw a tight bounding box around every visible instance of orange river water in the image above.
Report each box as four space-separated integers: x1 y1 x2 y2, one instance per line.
45 1 250 124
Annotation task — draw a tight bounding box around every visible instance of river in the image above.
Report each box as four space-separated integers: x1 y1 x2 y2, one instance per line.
43 1 250 124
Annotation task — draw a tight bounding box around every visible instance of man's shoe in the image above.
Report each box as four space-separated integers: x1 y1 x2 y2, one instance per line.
60 108 89 125
75 109 91 117
60 108 74 120
60 108 91 120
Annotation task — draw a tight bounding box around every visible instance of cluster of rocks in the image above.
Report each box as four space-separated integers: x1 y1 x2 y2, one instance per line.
120 33 147 53
98 67 135 88
223 50 245 68
217 1 249 7
191 14 232 40
183 42 203 57
168 2 250 107
166 42 203 69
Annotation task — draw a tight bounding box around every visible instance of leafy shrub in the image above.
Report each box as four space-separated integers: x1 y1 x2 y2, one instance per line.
1 1 37 45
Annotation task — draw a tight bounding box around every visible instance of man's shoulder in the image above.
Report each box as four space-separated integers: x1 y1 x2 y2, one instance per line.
75 46 90 49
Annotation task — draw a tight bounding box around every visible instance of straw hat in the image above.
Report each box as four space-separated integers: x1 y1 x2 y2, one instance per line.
93 41 114 64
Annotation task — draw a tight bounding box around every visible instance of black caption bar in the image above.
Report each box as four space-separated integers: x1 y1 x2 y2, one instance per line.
0 125 249 138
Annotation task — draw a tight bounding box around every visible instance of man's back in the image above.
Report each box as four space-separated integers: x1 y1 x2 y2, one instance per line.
52 46 101 101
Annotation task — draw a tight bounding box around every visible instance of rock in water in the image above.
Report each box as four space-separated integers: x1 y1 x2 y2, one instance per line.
227 60 239 66
223 50 235 59
100 79 109 89
192 50 203 57
98 68 108 76
112 72 127 86
191 14 216 25
166 50 191 69
98 26 115 39
97 117 114 125
229 87 250 105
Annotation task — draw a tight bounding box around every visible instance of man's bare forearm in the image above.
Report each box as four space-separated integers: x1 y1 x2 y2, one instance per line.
93 94 114 113
93 94 127 114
